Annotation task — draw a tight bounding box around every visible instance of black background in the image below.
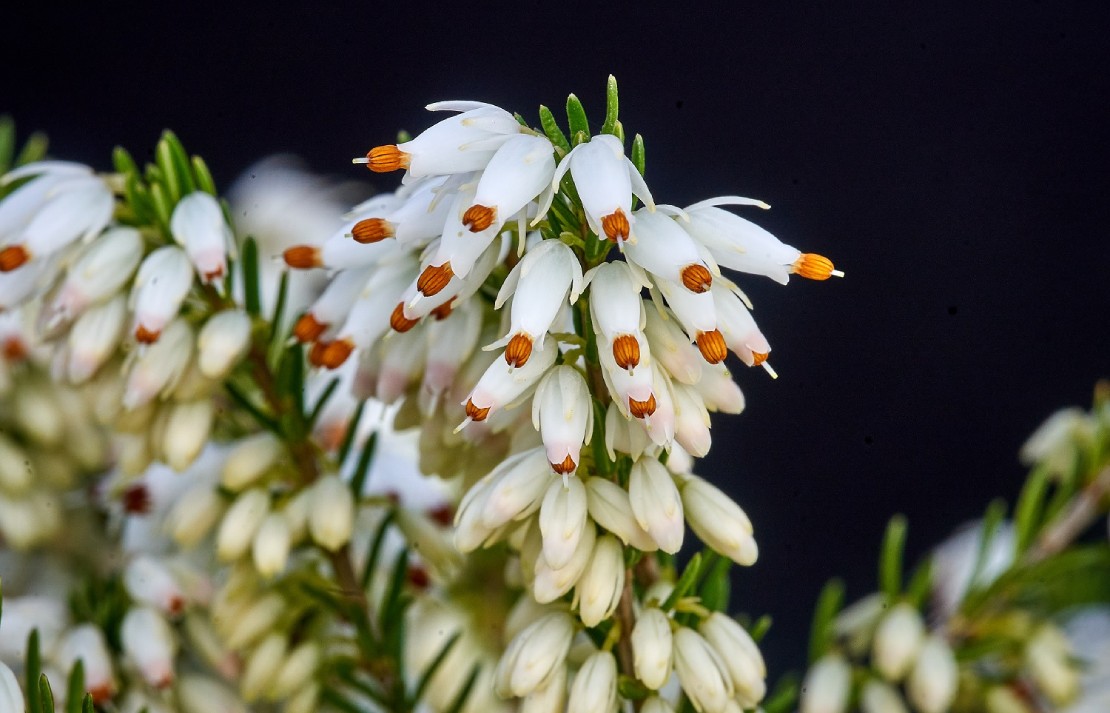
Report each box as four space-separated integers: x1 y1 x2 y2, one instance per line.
5 0 1109 679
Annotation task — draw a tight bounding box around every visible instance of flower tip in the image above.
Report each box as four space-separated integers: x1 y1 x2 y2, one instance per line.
0 244 30 272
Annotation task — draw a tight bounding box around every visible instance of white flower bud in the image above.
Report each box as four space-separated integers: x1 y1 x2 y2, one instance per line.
643 696 677 713
125 555 187 616
538 475 589 570
197 309 251 378
131 246 195 342
0 661 24 713
12 381 64 445
699 613 766 705
861 680 910 713
833 593 886 657
468 134 556 233
163 399 214 471
252 513 291 578
394 507 462 577
532 366 593 476
873 602 925 681
308 475 355 551
121 606 178 688
680 474 757 566
629 457 684 554
567 650 618 713
123 318 194 410
165 483 224 548
240 632 287 702
800 654 851 713
177 674 248 713
574 534 624 627
223 593 285 650
183 613 240 680
221 432 281 491
171 191 232 283
0 595 69 662
672 627 734 713
48 226 142 325
632 607 673 690
585 476 658 551
906 635 958 713
56 624 117 704
1025 624 1080 705
672 382 712 457
494 611 575 698
521 660 566 713
0 433 32 494
270 641 321 700
66 294 127 383
284 682 321 713
480 447 555 529
984 685 1029 713
217 488 271 562
532 519 596 603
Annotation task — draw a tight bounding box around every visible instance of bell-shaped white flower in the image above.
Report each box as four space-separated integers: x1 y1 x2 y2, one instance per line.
292 267 371 343
699 613 767 705
357 101 522 178
680 474 758 566
165 482 224 548
322 257 418 368
221 432 281 491
461 335 557 428
598 333 658 423
56 624 117 704
906 635 958 713
626 209 715 292
585 476 658 551
461 134 555 234
177 675 248 713
521 660 566 713
252 513 292 578
629 457 684 554
122 318 194 409
121 606 178 689
494 611 575 698
800 654 852 713
1025 624 1080 706
643 303 703 385
349 176 453 247
308 475 355 551
0 661 24 713
197 309 251 379
567 650 618 713
45 226 143 327
66 294 127 383
171 191 233 283
538 475 589 570
163 399 214 471
586 261 651 375
860 680 910 713
131 246 194 343
125 554 187 615
672 381 712 457
493 239 583 367
532 515 596 602
271 640 322 700
655 277 726 365
682 197 842 283
481 447 555 529
574 534 624 626
400 228 503 324
873 602 926 682
532 366 593 477
0 254 53 309
240 632 287 702
541 134 655 245
632 607 673 690
216 488 271 562
712 282 776 374
673 627 734 713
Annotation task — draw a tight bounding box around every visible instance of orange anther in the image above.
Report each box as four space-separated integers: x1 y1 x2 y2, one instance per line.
365 145 411 173
283 245 322 269
465 398 490 422
551 454 577 475
696 329 727 364
320 338 354 369
504 333 533 368
600 207 630 243
134 324 161 344
417 262 453 297
680 263 713 293
390 302 419 333
793 253 837 280
612 334 640 370
628 393 657 418
462 204 496 232
351 218 394 244
0 245 30 272
293 313 327 343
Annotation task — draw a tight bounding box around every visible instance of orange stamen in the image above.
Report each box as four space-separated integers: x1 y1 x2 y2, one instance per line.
2 337 28 362
351 218 394 244
504 333 533 368
431 297 456 321
465 398 490 422
628 393 657 418
793 253 838 280
134 324 161 344
680 263 713 293
203 265 225 282
462 204 496 232
612 334 640 370
365 145 411 173
696 329 727 364
0 245 30 272
750 351 769 366
283 245 322 269
308 340 330 367
320 338 354 369
600 207 630 243
417 262 454 296
390 302 419 333
551 454 577 475
293 313 327 343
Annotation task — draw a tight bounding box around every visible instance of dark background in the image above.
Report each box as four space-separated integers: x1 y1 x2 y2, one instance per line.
5 0 1108 680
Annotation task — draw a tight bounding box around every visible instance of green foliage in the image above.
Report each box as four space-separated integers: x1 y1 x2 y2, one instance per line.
808 578 844 663
878 514 908 598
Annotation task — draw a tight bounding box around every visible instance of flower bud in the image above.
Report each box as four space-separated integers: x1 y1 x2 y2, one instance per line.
270 641 321 700
240 632 287 702
642 696 677 713
538 475 589 570
223 593 285 650
574 534 624 627
56 624 117 703
221 432 281 491
1025 624 1080 705
629 457 684 554
672 627 734 713
985 685 1030 713
217 488 271 562
125 555 187 616
165 483 224 548
198 310 251 379
12 381 64 445
177 674 248 713
252 513 291 578
906 635 958 713
0 661 23 713
163 399 214 471
495 611 575 698
308 475 355 551
171 191 232 283
121 606 178 688
521 661 566 713
66 294 127 383
284 682 321 713
481 447 555 529
567 650 617 713
183 613 240 679
632 607 673 690
800 654 851 713
0 433 33 494
873 602 925 681
860 680 909 713
123 318 194 410
532 519 596 603
699 612 766 705
585 477 658 551
680 474 757 566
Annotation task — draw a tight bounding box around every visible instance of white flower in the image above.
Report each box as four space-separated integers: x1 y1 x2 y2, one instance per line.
124 555 187 615
480 447 556 530
221 432 281 491
800 653 852 713
494 611 575 698
629 457 684 554
197 309 252 379
222 593 286 650
130 245 195 343
0 594 69 664
532 366 593 477
672 382 712 457
532 516 597 603
461 335 557 428
308 475 355 551
632 607 673 690
350 176 453 247
252 513 292 578
643 300 703 385
906 635 958 713
270 641 321 700
240 632 287 702
292 267 371 343
860 680 910 713
873 602 925 682
122 318 194 409
567 650 618 713
462 134 556 233
44 226 143 327
712 281 775 374
680 474 758 566
0 661 24 713
493 239 584 368
216 488 271 562
930 520 1015 621
574 533 625 626
699 613 767 705
56 624 117 704
177 675 248 713
171 191 233 283
538 475 590 570
585 476 659 551
422 297 483 405
163 399 214 471
625 209 714 294
1026 624 1080 705
603 400 655 461
672 627 734 713
521 662 567 713
357 101 523 178
541 134 655 245
66 294 127 383
165 483 224 548
655 276 726 365
121 606 178 688
586 261 651 374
